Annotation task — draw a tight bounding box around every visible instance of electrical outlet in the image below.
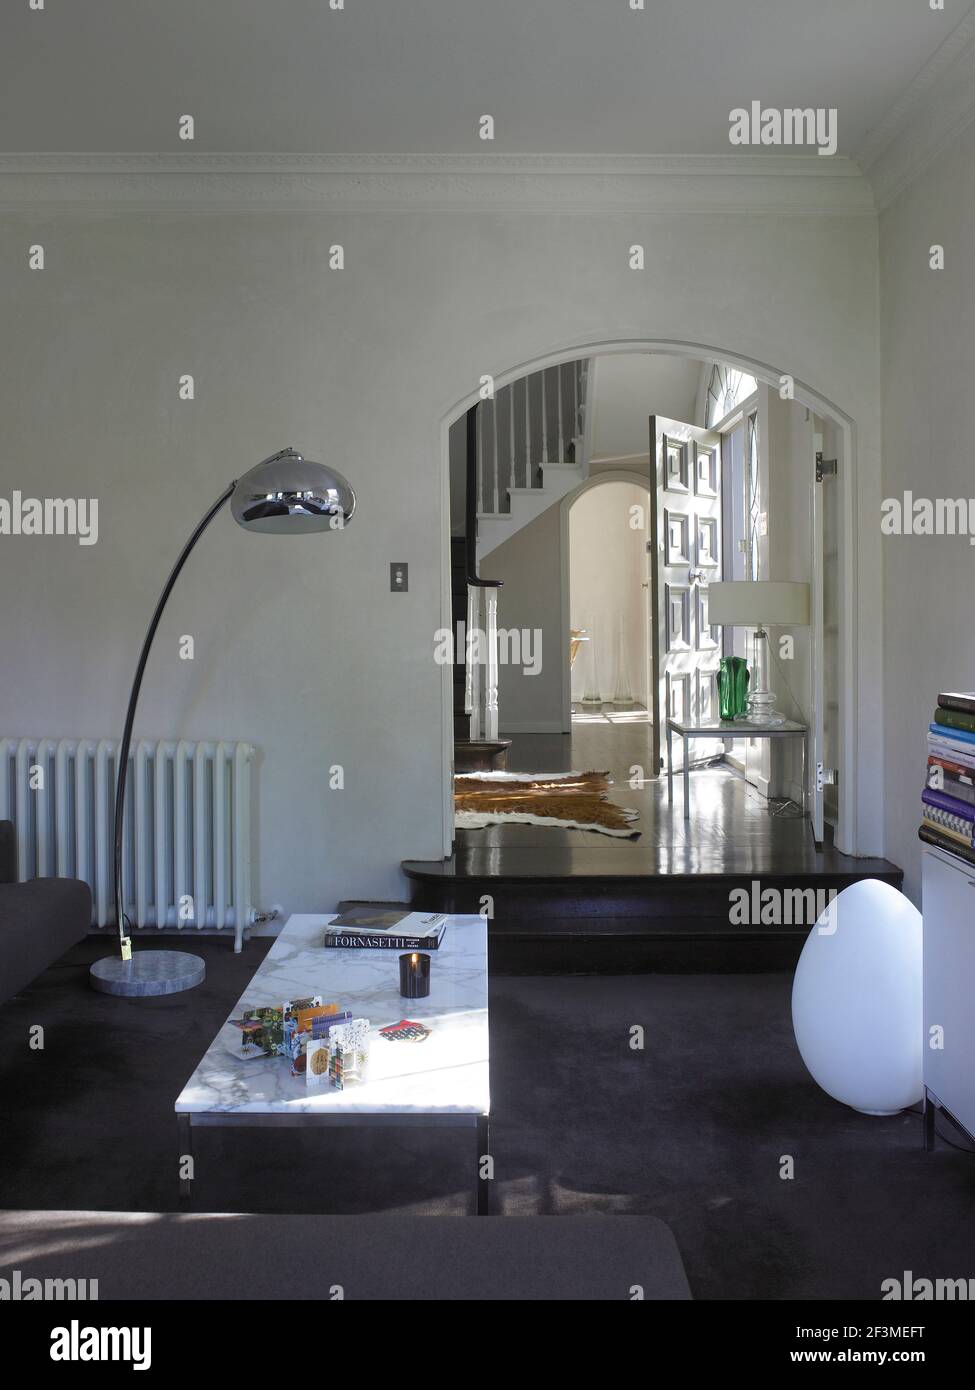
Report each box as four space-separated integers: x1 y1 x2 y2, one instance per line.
390 562 408 592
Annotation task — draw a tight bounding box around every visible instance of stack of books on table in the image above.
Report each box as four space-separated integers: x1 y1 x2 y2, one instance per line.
919 692 975 867
323 906 448 950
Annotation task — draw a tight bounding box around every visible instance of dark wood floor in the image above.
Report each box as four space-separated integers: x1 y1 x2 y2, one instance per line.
438 708 895 879
403 708 901 970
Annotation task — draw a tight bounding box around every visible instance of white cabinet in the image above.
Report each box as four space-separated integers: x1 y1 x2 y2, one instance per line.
922 845 975 1141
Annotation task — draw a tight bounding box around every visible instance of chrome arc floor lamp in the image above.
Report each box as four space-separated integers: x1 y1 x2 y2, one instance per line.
89 448 356 997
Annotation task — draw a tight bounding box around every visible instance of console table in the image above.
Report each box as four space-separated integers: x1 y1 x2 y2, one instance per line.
666 715 808 821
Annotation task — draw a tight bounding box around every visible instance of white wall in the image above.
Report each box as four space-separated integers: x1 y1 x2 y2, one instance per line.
569 481 650 706
765 392 815 801
448 415 467 537
590 353 702 463
0 175 884 915
880 119 975 904
488 502 564 733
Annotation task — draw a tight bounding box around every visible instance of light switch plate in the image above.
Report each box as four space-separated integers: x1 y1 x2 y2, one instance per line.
390 562 408 592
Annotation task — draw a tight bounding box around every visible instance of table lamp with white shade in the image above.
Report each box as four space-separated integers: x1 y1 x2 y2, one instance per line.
706 580 810 726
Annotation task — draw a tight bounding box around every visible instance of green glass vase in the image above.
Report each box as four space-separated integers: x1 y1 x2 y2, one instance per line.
718 656 750 721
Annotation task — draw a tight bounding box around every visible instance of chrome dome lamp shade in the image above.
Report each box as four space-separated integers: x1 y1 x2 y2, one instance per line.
90 448 355 998
231 448 356 534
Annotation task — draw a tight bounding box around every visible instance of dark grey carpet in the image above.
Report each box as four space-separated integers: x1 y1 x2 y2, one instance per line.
0 1211 689 1300
1 936 973 1300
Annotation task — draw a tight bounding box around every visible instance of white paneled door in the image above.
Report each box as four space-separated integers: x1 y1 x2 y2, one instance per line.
648 415 723 775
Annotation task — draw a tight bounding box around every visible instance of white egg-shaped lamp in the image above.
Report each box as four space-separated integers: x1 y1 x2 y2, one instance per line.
791 879 922 1115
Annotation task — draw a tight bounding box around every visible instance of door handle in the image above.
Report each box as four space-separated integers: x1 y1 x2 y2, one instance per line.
688 567 705 584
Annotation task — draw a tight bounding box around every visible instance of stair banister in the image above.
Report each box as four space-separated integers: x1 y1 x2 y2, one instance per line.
465 404 503 591
464 403 503 744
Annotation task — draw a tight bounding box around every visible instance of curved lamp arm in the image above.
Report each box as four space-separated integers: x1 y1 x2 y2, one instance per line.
113 481 236 949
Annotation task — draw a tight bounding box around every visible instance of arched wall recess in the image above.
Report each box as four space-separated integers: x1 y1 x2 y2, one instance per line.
439 336 860 859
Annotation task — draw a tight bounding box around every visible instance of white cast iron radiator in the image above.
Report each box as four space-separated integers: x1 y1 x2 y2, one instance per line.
0 738 256 951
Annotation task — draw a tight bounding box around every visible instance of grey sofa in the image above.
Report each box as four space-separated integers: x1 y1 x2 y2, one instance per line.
0 820 91 1004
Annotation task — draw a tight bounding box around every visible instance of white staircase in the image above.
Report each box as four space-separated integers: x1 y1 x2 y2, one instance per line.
474 359 592 563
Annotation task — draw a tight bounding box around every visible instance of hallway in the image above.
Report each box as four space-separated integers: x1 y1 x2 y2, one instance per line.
456 709 854 879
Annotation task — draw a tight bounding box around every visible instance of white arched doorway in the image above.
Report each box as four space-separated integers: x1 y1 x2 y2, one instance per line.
439 336 861 858
560 469 654 726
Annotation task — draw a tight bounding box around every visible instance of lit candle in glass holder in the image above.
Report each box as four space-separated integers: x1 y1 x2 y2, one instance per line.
399 951 431 999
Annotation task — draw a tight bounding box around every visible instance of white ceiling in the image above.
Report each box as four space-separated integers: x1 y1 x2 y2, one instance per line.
1 0 972 157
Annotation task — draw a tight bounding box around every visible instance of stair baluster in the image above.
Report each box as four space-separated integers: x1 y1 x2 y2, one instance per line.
540 366 549 465
491 396 500 515
484 588 499 742
572 361 578 455
523 375 531 490
468 585 483 740
508 384 516 498
464 583 476 721
477 401 486 514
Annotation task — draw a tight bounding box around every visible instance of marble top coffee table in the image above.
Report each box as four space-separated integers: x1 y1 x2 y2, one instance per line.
175 913 490 1213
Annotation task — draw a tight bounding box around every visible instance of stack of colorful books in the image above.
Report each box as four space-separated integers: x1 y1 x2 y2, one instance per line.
920 692 975 866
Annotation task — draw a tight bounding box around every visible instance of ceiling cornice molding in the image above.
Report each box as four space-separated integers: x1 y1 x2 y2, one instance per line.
857 8 975 210
0 151 875 215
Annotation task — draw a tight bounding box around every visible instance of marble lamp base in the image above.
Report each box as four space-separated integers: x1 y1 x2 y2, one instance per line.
90 950 206 997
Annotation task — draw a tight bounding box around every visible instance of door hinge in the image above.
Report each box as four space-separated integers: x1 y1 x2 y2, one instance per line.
816 762 837 792
816 451 837 482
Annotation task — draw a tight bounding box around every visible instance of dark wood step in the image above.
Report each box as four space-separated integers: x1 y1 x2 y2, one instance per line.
402 852 904 973
454 739 512 773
